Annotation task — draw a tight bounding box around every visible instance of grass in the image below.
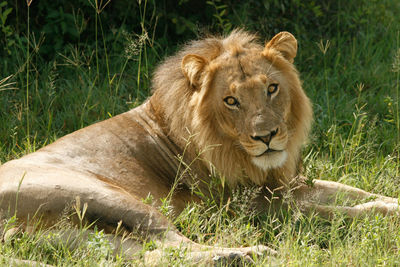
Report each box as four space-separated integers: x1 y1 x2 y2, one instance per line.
1 0 400 265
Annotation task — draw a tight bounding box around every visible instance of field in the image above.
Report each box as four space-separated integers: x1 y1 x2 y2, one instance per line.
0 0 399 265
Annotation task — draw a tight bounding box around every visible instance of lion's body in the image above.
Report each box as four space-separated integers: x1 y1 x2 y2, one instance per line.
0 30 398 264
0 102 196 223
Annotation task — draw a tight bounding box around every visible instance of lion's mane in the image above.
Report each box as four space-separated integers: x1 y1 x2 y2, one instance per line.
150 30 312 189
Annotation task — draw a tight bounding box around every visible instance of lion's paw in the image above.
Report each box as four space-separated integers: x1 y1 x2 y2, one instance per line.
143 244 277 266
212 251 254 266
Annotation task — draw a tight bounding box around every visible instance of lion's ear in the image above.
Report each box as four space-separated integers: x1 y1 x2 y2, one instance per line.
181 54 207 88
265 31 297 63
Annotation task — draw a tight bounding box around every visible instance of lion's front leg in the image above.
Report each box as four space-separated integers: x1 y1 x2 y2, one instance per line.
290 178 400 218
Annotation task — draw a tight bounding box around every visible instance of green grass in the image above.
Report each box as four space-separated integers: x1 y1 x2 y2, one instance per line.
1 0 400 265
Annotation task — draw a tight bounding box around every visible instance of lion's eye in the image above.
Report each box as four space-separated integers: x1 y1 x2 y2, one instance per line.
224 96 239 107
267 84 279 95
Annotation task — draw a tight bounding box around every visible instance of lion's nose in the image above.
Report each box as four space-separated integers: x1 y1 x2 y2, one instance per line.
250 128 278 145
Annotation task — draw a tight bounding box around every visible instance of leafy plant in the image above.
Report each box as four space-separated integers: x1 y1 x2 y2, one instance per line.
206 0 232 33
0 1 14 54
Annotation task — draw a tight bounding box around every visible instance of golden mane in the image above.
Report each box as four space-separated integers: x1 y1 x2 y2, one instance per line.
150 29 312 189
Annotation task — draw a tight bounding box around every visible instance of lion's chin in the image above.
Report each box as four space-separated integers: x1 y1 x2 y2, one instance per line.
251 150 288 171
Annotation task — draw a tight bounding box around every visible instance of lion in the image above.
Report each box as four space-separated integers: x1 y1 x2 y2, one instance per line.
0 29 399 264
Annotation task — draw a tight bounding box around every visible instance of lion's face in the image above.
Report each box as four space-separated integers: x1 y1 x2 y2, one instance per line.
211 52 291 170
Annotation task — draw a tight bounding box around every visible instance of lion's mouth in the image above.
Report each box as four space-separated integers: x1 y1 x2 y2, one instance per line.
255 148 283 157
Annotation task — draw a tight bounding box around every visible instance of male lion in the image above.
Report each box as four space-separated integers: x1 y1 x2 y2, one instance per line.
0 30 399 264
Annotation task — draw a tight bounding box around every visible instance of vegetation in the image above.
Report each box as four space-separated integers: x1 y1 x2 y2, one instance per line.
0 0 399 265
